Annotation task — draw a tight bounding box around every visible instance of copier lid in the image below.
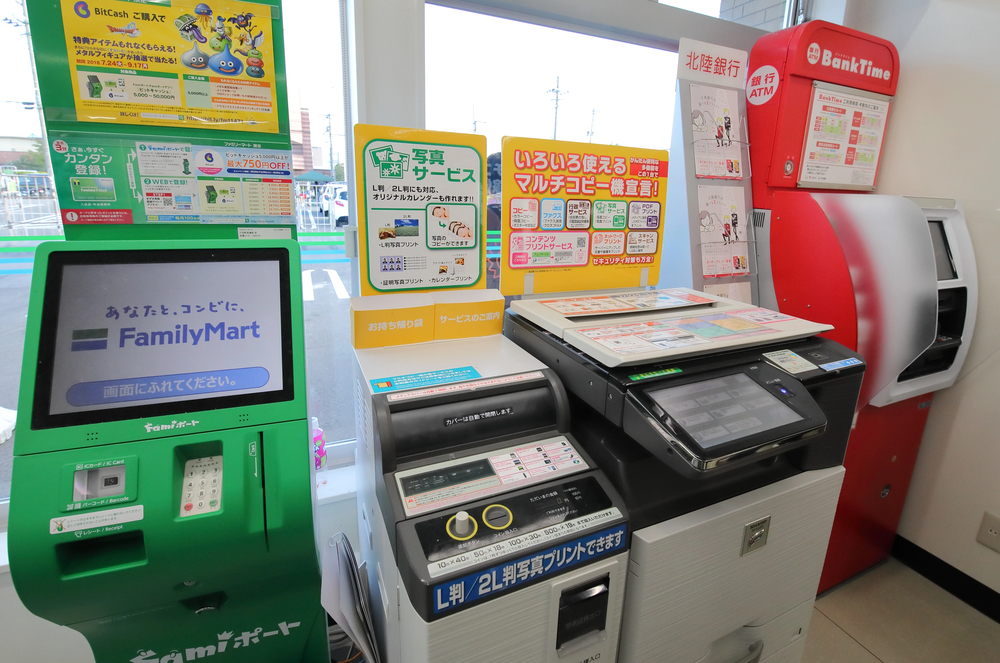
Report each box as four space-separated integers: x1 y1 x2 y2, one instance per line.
510 287 832 368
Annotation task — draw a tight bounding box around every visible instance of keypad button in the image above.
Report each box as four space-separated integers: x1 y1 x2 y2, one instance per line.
184 503 193 511
209 499 218 507
197 501 205 509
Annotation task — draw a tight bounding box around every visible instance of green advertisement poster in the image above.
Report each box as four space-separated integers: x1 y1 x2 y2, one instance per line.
26 0 292 227
52 132 294 224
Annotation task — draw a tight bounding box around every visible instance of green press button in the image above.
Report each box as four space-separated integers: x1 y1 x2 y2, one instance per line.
209 499 218 507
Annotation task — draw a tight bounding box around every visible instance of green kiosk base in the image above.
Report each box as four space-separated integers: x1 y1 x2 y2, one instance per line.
8 228 328 662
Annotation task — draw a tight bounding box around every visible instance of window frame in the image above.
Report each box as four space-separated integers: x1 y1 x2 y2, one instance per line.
428 0 764 52
339 0 764 281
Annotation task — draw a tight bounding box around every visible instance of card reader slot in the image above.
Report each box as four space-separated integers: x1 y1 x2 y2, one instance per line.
391 387 556 459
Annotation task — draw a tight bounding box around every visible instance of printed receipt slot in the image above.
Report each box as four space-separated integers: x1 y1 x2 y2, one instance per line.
504 291 865 663
354 336 630 663
8 240 328 662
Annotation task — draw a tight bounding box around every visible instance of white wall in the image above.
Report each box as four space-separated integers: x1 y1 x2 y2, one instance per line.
0 571 94 663
844 0 1000 591
719 0 786 32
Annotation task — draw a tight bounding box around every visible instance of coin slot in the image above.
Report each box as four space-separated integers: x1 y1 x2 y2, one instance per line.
482 504 513 530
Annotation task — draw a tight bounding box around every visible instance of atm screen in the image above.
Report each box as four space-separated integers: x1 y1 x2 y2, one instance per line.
648 373 803 449
928 220 957 281
32 248 293 429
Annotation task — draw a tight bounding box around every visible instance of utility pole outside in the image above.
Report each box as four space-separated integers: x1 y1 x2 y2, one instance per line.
326 114 335 178
547 77 567 140
587 109 596 143
472 104 485 134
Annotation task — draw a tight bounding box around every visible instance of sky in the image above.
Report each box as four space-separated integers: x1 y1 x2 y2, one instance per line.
0 0 721 159
426 6 680 157
0 0 44 138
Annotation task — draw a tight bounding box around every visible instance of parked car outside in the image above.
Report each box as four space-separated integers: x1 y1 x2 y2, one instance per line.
320 184 351 226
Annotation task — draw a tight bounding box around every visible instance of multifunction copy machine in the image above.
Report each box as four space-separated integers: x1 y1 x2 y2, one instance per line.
505 287 866 663
354 334 630 663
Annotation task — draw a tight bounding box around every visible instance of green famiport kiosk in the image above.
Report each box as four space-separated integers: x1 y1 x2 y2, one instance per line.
10 0 326 654
8 231 329 662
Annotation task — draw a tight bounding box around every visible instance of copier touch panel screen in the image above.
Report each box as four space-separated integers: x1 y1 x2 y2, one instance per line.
649 373 803 449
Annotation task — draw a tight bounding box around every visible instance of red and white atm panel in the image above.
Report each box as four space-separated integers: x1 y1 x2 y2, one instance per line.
745 21 977 593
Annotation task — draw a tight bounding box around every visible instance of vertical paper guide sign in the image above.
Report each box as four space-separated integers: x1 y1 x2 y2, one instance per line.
697 185 749 278
501 137 668 296
677 38 748 89
59 0 279 133
355 125 486 296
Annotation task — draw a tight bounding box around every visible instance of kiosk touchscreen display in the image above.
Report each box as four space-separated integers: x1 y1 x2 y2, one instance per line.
33 248 294 428
648 373 803 449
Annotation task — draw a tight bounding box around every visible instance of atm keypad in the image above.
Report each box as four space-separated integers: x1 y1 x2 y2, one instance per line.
179 456 223 517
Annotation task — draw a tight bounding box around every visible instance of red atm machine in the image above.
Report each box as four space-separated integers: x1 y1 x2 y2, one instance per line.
745 21 978 592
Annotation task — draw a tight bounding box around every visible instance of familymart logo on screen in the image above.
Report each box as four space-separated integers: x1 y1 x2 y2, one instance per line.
120 321 262 347
71 328 109 351
63 319 271 408
70 322 262 351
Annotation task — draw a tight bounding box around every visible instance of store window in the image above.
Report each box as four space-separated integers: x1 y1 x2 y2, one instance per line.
426 4 678 289
0 0 353 517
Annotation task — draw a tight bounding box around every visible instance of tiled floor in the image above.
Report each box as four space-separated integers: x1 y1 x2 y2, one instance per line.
802 558 1000 663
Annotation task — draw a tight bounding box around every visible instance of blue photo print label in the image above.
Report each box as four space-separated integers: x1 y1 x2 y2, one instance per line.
432 524 626 614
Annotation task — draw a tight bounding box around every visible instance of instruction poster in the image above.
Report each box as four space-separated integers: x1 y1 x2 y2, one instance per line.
690 84 742 179
51 132 292 224
799 86 890 189
697 185 749 278
501 137 668 296
355 124 486 295
59 0 279 133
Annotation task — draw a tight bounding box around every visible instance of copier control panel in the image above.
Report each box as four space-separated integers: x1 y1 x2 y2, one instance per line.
355 337 631 663
394 435 587 517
